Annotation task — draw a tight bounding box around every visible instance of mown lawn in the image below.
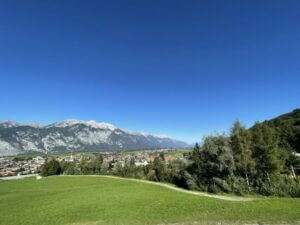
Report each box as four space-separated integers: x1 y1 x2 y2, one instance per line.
0 176 299 225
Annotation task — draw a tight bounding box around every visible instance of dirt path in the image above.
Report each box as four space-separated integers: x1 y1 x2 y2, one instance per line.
0 174 37 180
99 175 255 202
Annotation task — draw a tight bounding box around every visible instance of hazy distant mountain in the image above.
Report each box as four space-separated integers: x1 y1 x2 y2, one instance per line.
0 119 188 156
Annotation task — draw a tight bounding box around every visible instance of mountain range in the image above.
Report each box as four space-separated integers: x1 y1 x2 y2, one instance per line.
0 119 188 156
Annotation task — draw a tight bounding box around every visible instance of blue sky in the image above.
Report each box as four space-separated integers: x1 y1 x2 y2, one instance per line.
0 1 299 143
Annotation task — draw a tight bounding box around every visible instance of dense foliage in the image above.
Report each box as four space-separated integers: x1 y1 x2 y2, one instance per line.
182 120 300 197
265 108 300 152
41 158 62 176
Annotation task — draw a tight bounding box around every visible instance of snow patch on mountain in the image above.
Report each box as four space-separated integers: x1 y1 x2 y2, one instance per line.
26 121 43 128
77 129 112 144
0 121 20 128
48 119 116 130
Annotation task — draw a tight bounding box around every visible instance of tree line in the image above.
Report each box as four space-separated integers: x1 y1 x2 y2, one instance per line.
41 120 300 197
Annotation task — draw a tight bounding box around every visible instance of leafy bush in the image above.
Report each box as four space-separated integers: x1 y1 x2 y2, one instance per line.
172 170 198 190
61 162 78 175
41 159 62 177
228 176 250 195
208 177 232 193
255 176 300 197
146 170 158 181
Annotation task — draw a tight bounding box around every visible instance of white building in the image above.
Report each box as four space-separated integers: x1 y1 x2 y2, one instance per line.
135 161 149 167
32 156 45 164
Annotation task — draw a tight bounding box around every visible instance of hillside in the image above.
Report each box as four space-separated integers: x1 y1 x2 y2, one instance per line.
0 176 299 225
267 108 300 129
263 109 300 152
0 120 188 156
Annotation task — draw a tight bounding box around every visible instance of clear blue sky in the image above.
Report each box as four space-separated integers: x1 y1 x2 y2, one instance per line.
0 1 299 143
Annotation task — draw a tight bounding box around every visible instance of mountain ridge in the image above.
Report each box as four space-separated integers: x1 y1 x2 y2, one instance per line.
0 119 188 156
261 108 300 152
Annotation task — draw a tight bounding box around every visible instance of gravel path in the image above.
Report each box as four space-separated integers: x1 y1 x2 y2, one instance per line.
100 175 255 202
0 174 37 180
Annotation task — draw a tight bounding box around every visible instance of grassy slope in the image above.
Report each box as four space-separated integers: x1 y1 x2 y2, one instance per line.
0 176 299 225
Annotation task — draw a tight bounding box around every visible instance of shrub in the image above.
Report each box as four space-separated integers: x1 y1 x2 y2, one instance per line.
208 177 232 193
228 176 250 195
255 175 300 197
172 170 198 190
146 170 158 181
41 159 62 177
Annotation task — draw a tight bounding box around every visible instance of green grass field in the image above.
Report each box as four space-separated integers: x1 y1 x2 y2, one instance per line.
0 176 300 225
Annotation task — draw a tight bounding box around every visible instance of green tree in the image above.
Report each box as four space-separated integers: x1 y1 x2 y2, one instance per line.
269 119 296 151
152 156 166 182
200 135 235 179
41 158 62 177
113 162 124 176
191 143 201 173
100 161 110 174
250 122 284 180
120 158 136 177
188 143 202 187
61 161 77 175
167 159 191 188
79 156 92 175
199 135 235 192
91 155 103 174
159 152 165 161
230 121 255 186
